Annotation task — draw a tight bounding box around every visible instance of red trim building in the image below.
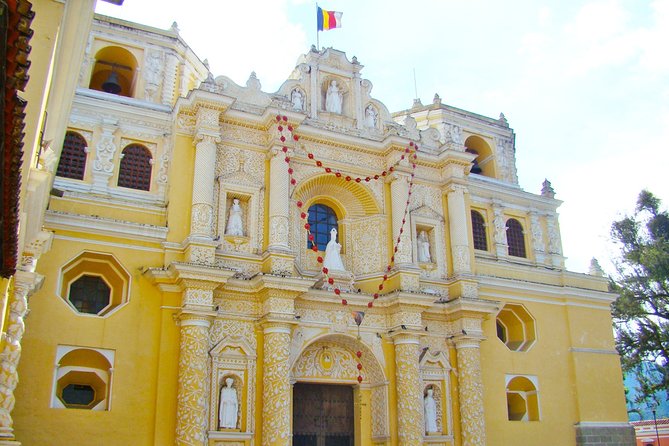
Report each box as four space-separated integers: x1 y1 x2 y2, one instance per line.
632 418 669 446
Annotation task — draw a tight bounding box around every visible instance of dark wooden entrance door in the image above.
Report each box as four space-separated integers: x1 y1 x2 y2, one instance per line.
293 383 354 446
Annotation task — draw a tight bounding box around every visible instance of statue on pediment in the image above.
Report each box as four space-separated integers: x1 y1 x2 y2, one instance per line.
325 80 343 114
291 89 304 111
364 105 378 128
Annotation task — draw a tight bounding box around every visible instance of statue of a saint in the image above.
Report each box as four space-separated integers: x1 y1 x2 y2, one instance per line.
225 199 244 236
424 388 438 433
291 89 304 111
325 80 343 114
323 228 346 271
219 378 238 429
417 230 432 263
364 105 377 128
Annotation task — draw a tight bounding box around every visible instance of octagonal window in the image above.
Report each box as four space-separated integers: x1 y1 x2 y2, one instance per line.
62 384 95 406
59 252 130 317
69 275 111 315
496 303 536 352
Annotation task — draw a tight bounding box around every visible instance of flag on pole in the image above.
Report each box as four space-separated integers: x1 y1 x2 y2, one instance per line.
317 6 342 31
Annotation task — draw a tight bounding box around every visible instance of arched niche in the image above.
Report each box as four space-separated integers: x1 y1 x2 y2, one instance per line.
465 135 496 178
293 174 385 274
209 335 257 435
89 46 138 97
291 333 389 441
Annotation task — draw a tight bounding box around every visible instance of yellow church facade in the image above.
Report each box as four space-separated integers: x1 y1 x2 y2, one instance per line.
3 9 634 446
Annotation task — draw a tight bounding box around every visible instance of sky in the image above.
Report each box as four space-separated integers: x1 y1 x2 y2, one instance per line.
95 0 669 274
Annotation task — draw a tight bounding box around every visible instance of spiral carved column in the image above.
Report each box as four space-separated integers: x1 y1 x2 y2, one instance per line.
393 334 423 445
0 274 33 442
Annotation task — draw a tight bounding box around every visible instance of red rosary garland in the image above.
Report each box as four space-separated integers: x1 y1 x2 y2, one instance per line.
275 115 419 383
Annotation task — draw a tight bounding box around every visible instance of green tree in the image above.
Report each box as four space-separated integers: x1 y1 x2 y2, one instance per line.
611 190 669 406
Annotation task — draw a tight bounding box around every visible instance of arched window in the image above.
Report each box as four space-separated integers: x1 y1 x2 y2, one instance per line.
506 218 526 258
118 144 152 191
307 203 338 250
56 131 88 180
88 46 138 98
471 210 487 251
506 376 540 421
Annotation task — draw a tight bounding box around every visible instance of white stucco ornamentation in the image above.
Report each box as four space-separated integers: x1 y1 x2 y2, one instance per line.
262 323 291 446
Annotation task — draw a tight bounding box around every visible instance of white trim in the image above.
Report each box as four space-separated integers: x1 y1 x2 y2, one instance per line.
575 422 634 428
264 326 291 335
46 211 168 242
53 234 164 252
570 347 619 355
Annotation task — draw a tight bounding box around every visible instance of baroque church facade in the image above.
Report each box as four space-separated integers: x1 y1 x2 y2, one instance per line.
2 9 635 446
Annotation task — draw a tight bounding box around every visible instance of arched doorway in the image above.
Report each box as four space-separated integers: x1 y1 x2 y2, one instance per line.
290 334 389 444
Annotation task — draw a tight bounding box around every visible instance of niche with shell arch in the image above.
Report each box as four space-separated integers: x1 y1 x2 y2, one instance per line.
465 135 496 178
292 173 383 275
89 46 139 97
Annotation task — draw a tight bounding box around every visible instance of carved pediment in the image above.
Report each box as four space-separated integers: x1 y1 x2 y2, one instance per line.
411 204 444 222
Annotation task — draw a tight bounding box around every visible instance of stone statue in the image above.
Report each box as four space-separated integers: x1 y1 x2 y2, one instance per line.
417 230 432 263
325 80 343 114
323 228 346 271
364 105 377 128
291 89 304 111
424 388 438 433
225 198 244 236
219 378 238 429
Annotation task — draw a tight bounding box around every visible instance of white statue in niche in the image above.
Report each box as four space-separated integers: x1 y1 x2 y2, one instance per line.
291 89 304 111
325 80 343 114
364 105 378 128
424 387 438 433
417 230 432 263
219 378 238 429
225 198 244 236
323 228 346 271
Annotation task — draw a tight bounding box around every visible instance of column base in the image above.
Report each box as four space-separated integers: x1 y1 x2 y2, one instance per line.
0 440 21 446
262 250 294 276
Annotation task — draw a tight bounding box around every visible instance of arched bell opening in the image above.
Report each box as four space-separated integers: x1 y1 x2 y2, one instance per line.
464 135 496 178
89 46 138 97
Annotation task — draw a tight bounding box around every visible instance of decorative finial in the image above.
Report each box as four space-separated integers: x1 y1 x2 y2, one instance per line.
203 58 210 70
541 179 555 198
310 44 318 53
412 98 423 109
498 112 508 127
352 56 359 64
170 21 180 33
589 258 604 276
433 93 441 105
246 71 261 90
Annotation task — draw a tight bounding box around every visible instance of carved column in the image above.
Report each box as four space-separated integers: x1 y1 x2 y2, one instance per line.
0 271 41 443
191 108 220 238
261 322 292 446
90 118 119 195
308 61 319 119
353 71 363 129
175 313 212 446
529 210 546 264
162 53 179 106
491 202 508 258
546 214 565 269
388 173 412 265
393 333 423 445
446 184 471 274
267 148 290 252
455 338 486 446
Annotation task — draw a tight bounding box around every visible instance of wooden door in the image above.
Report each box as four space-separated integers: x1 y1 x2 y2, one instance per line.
293 383 354 446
